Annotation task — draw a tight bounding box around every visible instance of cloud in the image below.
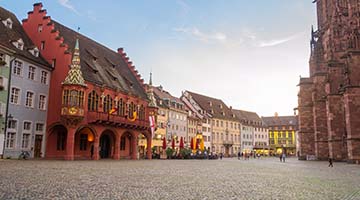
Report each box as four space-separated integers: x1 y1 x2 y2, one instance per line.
258 32 304 47
58 0 79 15
174 27 227 43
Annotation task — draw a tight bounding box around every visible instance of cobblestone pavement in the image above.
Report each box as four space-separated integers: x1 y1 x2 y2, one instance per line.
0 157 359 200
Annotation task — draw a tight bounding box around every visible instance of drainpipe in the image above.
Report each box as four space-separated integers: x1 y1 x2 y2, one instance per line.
2 56 16 159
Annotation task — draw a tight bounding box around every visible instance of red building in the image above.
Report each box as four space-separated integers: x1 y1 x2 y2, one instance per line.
298 1 360 163
22 3 157 160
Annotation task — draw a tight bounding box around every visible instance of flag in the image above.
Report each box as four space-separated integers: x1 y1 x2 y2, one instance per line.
109 107 118 115
149 115 155 138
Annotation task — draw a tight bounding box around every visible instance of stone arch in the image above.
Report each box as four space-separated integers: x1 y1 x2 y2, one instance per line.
137 130 152 159
73 126 97 160
99 129 116 159
46 123 68 159
120 130 137 159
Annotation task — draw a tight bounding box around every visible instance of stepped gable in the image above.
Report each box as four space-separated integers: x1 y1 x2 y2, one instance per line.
186 91 236 121
0 6 49 67
262 116 298 127
50 20 147 99
233 109 262 125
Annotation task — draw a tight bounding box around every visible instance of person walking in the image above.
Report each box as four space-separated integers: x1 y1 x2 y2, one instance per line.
238 152 241 160
279 154 282 162
282 153 286 162
220 152 223 160
328 155 333 167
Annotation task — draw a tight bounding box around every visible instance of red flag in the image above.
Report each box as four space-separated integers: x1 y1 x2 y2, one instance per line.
162 137 167 150
190 137 194 150
179 137 184 149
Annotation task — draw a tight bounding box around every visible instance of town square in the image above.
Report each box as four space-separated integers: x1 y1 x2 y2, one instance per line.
1 158 360 200
0 0 360 199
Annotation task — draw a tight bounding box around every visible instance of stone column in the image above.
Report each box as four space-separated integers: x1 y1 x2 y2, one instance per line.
93 135 100 160
113 132 121 160
147 134 152 160
65 127 76 160
131 132 138 160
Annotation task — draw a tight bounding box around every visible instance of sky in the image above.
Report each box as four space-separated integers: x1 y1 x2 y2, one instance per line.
0 0 317 117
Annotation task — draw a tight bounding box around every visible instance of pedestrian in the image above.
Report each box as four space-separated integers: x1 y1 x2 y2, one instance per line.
238 152 241 160
328 155 333 167
220 152 223 160
282 153 286 162
90 144 94 159
279 154 282 162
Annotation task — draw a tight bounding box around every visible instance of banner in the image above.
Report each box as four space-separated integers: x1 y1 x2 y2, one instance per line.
149 115 155 138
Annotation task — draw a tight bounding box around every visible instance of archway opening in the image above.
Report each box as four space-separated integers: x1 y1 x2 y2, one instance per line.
74 127 96 159
46 124 67 159
100 130 115 159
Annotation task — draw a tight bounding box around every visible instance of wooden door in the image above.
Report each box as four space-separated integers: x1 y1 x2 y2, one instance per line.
34 135 43 158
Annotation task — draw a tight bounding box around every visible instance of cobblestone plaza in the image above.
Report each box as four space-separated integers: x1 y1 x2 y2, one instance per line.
0 158 359 200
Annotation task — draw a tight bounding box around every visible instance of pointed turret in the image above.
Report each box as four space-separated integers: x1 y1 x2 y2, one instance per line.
147 72 157 107
62 39 86 87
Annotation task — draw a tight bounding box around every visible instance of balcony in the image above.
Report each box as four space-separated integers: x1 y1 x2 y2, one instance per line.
86 111 149 131
223 140 234 147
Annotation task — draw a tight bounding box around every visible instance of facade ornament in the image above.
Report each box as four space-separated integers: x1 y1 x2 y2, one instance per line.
62 39 87 87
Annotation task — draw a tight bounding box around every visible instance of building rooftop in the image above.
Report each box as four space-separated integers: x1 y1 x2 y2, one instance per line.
51 20 147 99
0 6 50 67
186 91 237 121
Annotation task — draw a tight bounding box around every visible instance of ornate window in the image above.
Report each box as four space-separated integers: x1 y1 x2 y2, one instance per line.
117 98 125 116
103 95 113 113
128 102 134 118
87 91 99 111
63 89 84 107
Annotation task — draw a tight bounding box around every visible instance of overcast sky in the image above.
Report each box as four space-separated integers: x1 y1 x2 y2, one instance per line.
1 0 317 117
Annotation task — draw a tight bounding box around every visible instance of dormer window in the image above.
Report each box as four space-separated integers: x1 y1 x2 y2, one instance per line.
2 18 13 29
219 104 223 109
209 101 212 106
29 47 39 57
13 39 24 50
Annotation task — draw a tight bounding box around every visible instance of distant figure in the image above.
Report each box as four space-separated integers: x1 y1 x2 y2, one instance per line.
282 153 286 162
279 154 282 162
220 153 223 160
90 144 94 159
328 156 333 167
237 152 241 160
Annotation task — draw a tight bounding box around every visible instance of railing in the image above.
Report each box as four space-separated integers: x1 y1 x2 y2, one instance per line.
86 111 149 127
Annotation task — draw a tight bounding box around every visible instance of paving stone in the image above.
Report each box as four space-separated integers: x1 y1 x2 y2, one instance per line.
0 158 359 199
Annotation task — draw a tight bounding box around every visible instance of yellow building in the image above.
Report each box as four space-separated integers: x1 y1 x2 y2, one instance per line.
262 114 298 156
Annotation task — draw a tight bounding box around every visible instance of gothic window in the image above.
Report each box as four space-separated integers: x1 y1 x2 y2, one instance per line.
69 90 78 107
128 102 134 118
62 90 69 106
117 98 125 116
87 91 99 111
103 95 113 113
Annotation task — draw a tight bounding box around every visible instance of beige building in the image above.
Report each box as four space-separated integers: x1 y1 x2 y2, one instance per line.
154 86 187 147
185 91 240 156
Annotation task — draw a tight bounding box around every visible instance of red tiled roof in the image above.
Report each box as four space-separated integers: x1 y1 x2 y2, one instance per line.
186 91 237 121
